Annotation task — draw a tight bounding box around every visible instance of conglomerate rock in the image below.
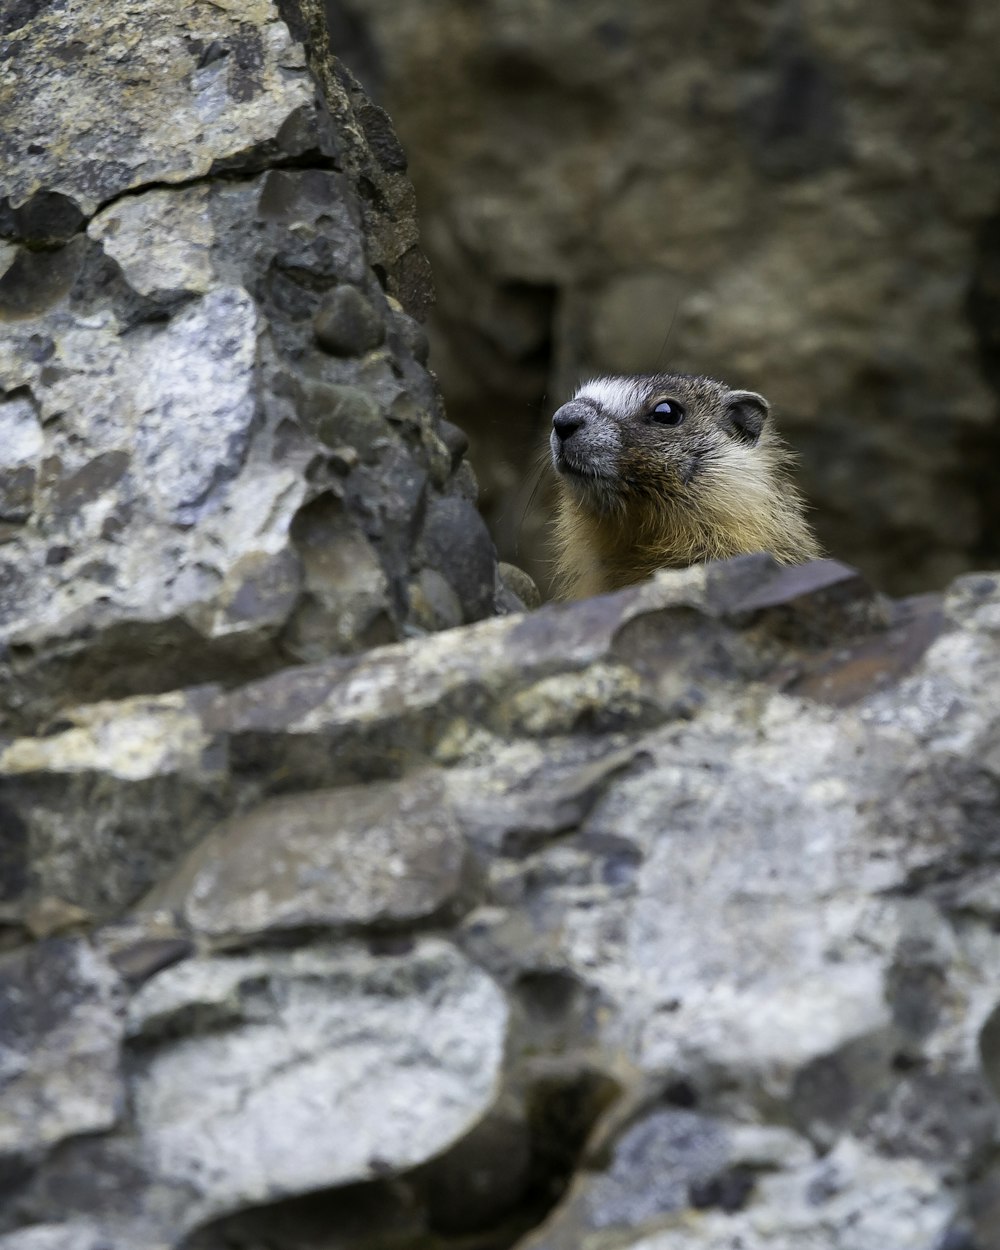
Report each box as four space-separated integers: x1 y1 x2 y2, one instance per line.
0 0 513 741
3 554 1000 1247
332 0 1000 597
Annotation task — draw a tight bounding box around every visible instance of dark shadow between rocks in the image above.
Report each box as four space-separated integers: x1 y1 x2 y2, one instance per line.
979 1001 1000 1105
180 1070 619 1250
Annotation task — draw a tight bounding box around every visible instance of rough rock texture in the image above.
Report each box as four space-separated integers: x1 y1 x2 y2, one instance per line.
4 553 1000 1246
0 0 515 741
5 1 1000 1248
333 0 1000 597
0 940 124 1162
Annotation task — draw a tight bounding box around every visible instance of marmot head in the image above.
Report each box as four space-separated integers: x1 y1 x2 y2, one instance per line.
550 372 772 515
547 371 819 598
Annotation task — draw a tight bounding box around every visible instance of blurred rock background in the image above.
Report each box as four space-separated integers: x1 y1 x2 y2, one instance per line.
328 0 1000 597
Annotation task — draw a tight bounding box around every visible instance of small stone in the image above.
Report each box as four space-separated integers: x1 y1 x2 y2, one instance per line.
421 430 455 488
0 191 87 246
105 935 194 988
133 286 260 524
142 775 467 938
327 444 360 474
308 382 385 459
392 308 430 363
419 496 498 623
205 546 303 638
88 186 216 295
499 561 541 610
284 492 393 658
314 285 386 356
0 464 36 522
437 419 470 470
409 567 465 631
24 895 93 939
0 393 44 464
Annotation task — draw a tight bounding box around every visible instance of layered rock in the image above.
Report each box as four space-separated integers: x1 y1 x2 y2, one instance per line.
3 555 1000 1246
334 0 1000 597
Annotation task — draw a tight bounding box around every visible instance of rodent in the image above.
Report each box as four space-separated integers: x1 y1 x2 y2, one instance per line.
549 372 820 599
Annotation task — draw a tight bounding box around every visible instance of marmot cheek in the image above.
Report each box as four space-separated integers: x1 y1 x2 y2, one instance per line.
680 454 702 487
619 448 683 497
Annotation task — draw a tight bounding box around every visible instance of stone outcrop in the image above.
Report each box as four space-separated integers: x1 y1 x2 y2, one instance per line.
333 0 1000 598
4 1 1000 1248
3 553 1000 1246
0 0 519 741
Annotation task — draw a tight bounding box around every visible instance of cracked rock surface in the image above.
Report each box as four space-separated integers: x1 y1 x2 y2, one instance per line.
4 555 1000 1247
0 0 512 740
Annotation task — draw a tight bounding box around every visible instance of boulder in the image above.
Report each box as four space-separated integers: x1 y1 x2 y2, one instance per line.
2 556 1000 1247
0 0 505 740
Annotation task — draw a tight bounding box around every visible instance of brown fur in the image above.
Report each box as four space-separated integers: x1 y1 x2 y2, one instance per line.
551 374 820 599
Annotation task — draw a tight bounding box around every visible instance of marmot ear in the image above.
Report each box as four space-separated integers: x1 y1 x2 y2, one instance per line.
724 390 769 446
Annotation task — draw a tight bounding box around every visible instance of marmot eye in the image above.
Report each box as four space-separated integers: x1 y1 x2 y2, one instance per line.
649 400 685 426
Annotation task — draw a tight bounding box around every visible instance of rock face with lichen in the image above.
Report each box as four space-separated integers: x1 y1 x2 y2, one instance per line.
3 554 1000 1246
4 3 1000 1250
0 0 514 739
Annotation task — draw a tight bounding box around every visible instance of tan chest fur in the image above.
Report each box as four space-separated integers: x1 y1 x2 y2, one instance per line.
552 435 820 599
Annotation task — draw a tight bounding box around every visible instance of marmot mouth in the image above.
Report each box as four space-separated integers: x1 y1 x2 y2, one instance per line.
553 453 611 483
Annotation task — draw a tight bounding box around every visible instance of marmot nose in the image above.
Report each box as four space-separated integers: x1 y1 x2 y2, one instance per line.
552 405 586 442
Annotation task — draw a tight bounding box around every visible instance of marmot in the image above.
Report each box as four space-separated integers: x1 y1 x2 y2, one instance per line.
550 372 820 599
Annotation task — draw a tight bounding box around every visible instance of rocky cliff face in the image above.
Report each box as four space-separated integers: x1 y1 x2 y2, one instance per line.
0 0 519 742
3 553 1000 1247
334 0 1000 598
3 3 1000 1249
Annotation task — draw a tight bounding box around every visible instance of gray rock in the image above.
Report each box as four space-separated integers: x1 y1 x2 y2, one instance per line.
0 0 313 215
3 555 1000 1244
0 939 124 1162
314 285 386 355
0 689 230 922
419 495 500 623
142 775 467 938
0 0 503 741
120 940 507 1234
0 1228 116 1250
566 1138 955 1250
